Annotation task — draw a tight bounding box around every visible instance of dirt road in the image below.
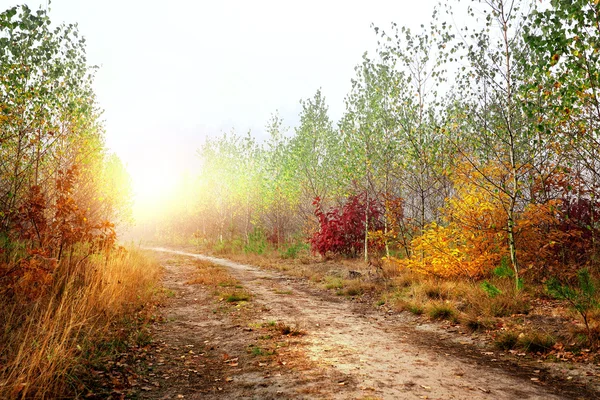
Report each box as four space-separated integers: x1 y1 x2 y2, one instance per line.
139 248 595 399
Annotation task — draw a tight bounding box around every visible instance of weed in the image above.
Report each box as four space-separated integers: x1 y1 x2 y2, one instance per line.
393 298 424 315
345 285 363 297
427 302 457 321
324 276 343 290
407 303 424 315
225 292 250 303
250 346 264 356
517 332 556 353
277 322 306 336
461 314 495 333
494 331 519 350
486 294 530 317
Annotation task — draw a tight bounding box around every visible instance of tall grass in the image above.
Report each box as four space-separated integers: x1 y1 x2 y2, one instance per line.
0 248 161 399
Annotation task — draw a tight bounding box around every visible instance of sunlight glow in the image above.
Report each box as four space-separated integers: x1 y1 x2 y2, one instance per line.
131 164 183 220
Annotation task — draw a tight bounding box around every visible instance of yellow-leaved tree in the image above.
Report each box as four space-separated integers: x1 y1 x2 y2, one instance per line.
394 161 570 280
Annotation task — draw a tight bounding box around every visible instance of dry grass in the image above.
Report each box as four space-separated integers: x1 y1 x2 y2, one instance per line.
461 279 531 318
186 259 237 287
0 248 161 399
185 258 252 304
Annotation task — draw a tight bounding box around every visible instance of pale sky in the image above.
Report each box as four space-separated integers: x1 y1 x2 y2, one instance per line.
2 0 439 216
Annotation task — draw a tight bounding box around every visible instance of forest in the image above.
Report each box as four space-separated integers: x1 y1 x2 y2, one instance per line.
2 0 600 398
158 0 600 291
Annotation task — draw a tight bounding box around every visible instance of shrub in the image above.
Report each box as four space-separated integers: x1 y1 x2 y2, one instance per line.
546 268 599 348
244 228 268 255
280 241 308 259
309 193 384 258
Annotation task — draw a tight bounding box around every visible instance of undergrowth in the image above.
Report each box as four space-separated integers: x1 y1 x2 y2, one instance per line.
0 248 161 399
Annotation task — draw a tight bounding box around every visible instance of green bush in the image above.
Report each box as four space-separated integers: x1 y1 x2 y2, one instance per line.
280 241 308 259
244 229 268 255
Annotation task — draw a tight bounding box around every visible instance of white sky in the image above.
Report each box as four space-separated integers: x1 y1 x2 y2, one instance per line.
2 0 439 216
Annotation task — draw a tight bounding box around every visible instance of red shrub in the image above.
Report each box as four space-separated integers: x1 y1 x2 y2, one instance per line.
309 193 384 257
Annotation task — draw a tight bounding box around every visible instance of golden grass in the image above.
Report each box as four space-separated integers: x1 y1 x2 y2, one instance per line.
0 248 161 399
186 259 237 287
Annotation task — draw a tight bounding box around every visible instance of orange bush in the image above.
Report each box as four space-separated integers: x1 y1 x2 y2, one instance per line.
394 162 580 280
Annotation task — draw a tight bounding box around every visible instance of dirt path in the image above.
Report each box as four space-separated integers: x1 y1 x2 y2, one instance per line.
140 248 595 400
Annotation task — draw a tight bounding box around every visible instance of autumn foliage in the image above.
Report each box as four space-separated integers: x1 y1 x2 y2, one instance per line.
396 164 508 278
392 161 600 281
310 193 384 257
0 6 147 399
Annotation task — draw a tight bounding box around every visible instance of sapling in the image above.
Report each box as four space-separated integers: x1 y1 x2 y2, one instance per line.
546 269 599 348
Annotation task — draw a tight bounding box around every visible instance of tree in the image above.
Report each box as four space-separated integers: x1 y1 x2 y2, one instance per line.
0 5 97 234
443 0 540 289
341 51 403 261
523 0 600 269
289 89 340 216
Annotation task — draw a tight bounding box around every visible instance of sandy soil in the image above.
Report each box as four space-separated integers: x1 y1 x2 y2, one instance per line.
137 248 598 400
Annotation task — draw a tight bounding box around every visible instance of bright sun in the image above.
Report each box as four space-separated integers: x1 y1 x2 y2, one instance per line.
130 165 182 220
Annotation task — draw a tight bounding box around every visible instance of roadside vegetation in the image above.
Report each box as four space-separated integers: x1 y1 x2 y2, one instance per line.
0 6 161 398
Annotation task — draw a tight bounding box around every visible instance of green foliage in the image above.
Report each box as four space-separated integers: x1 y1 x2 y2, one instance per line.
480 281 502 298
547 269 598 348
244 228 268 255
279 240 308 259
493 257 514 279
492 257 524 290
546 269 598 314
547 269 598 343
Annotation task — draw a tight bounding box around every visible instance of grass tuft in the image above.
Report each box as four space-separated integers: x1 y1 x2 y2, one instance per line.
494 331 519 350
427 302 457 321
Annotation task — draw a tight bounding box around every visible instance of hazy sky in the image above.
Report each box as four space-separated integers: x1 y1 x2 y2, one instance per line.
2 0 439 211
